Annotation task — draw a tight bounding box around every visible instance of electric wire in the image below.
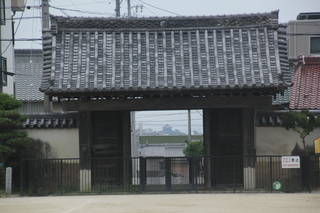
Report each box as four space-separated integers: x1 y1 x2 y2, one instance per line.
136 0 180 16
1 0 29 55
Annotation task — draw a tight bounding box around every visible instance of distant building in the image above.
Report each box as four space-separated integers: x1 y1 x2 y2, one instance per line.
288 12 320 59
1 0 25 95
138 135 203 185
139 135 203 157
288 13 320 110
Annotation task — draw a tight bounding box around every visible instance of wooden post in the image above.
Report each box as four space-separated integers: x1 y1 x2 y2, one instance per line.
122 111 131 191
242 108 256 190
79 111 92 192
203 109 212 188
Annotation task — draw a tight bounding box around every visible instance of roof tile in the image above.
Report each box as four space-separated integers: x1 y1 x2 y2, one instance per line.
41 11 289 96
289 57 320 110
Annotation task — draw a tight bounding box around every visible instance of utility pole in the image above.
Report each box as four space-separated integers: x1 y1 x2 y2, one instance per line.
42 0 52 112
127 0 131 17
115 0 121 17
42 0 49 31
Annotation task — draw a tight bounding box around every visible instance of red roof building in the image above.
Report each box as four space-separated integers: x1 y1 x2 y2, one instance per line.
290 57 320 109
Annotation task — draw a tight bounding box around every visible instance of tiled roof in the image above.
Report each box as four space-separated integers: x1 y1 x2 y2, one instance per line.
23 112 78 129
272 88 291 106
15 49 44 101
290 57 320 110
41 11 290 96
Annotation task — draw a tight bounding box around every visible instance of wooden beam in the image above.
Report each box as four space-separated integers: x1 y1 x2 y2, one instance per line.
62 95 272 111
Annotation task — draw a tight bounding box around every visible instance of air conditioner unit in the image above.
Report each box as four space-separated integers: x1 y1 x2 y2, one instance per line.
11 0 25 12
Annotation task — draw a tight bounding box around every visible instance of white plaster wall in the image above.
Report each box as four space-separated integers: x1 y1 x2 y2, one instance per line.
2 0 15 95
26 128 79 158
256 127 320 155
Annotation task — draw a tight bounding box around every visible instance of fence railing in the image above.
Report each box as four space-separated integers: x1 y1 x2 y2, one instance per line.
20 155 320 195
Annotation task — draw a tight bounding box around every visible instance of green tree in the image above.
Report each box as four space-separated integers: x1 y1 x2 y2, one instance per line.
0 93 51 165
283 110 320 150
183 141 204 157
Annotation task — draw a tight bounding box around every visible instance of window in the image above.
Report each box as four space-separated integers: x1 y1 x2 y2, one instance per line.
1 57 7 86
0 0 5 25
310 37 320 54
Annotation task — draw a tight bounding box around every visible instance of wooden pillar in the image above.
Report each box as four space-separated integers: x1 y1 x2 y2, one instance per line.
79 111 92 192
122 111 131 190
242 108 256 190
203 109 212 188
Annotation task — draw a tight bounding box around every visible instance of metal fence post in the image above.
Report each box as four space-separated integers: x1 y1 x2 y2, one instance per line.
60 159 63 194
233 157 236 193
269 156 273 193
139 157 146 192
165 158 171 191
20 160 24 196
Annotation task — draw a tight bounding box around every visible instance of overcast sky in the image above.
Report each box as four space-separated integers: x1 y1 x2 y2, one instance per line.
13 0 320 134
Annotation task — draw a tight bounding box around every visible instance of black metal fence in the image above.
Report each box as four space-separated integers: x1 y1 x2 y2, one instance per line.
20 155 320 195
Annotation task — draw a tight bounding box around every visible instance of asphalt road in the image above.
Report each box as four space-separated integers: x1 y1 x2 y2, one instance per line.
0 193 319 213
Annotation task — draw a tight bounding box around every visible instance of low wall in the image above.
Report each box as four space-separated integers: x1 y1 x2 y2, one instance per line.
256 127 320 155
26 129 79 158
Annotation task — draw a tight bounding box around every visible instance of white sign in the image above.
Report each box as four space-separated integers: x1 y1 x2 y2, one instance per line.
281 156 300 169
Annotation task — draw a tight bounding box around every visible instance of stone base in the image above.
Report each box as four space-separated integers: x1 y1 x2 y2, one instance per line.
243 167 256 190
80 169 91 192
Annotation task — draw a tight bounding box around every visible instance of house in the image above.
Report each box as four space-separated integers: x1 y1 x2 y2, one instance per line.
1 0 25 95
14 49 79 158
14 49 65 113
39 10 290 191
254 12 320 155
288 12 320 110
15 49 45 113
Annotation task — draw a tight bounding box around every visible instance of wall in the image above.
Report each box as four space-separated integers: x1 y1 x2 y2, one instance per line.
288 19 320 59
2 0 15 95
256 127 320 155
26 128 79 158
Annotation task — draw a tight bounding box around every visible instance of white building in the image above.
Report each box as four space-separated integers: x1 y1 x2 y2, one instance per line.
1 0 25 95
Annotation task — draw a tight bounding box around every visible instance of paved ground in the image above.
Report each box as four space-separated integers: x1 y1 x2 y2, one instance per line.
0 193 320 213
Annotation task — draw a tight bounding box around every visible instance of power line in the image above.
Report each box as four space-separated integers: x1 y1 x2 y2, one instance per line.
49 5 114 16
0 38 42 41
57 0 110 8
136 0 180 16
1 0 29 55
11 16 41 20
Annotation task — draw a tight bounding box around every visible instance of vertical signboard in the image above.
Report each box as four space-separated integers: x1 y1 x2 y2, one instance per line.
315 137 320 154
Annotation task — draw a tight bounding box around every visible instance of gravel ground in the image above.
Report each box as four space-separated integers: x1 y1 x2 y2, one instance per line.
0 193 319 213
